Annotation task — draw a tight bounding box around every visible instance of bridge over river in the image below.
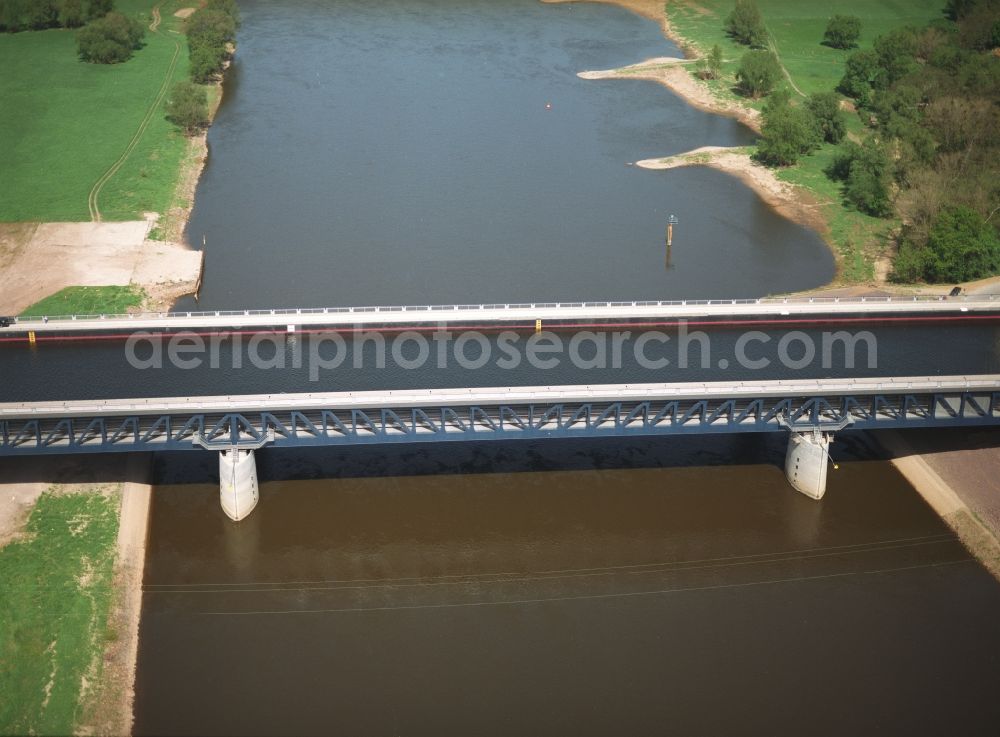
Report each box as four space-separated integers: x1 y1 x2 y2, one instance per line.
3 296 999 519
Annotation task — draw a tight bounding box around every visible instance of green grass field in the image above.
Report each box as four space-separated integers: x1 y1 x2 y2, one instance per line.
663 0 946 281
668 0 946 96
0 491 120 736
0 0 193 222
19 285 146 316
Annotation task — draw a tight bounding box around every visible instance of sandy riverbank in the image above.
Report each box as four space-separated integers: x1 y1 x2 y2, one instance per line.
543 0 761 131
879 431 1000 581
636 145 826 234
0 220 203 314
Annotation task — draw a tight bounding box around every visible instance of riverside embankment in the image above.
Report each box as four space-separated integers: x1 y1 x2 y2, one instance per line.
0 2 233 316
0 3 235 734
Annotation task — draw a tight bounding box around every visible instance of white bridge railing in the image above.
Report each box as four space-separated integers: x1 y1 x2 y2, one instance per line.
6 293 996 326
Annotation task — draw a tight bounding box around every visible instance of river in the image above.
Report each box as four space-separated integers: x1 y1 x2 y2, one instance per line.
132 1 1000 735
177 0 833 310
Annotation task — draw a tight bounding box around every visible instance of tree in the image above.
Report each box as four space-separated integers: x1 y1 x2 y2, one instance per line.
205 0 239 26
735 49 780 98
725 0 768 47
825 141 862 181
895 207 1000 282
189 41 225 83
186 8 236 48
755 97 821 166
85 0 112 20
695 44 724 80
58 0 84 27
925 207 1000 282
823 15 862 49
185 4 238 82
166 80 209 135
873 28 918 88
76 11 144 64
708 44 723 78
945 0 978 20
838 49 879 105
844 138 893 217
27 0 57 29
805 91 847 143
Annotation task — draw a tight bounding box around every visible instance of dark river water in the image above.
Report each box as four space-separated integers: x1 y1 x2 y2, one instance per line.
179 0 833 310
129 1 999 734
135 434 1000 736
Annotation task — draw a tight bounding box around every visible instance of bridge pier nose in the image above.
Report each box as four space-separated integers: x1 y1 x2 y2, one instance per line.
219 448 259 521
785 431 831 500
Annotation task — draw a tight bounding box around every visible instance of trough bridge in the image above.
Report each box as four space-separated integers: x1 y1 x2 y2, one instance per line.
3 296 999 520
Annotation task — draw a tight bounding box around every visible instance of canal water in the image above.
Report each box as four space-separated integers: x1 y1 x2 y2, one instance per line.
132 1 1000 734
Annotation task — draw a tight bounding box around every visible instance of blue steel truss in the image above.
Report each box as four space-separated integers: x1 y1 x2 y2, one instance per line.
2 390 999 456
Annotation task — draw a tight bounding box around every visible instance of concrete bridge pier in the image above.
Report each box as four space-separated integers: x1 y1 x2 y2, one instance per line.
785 430 832 500
219 448 260 521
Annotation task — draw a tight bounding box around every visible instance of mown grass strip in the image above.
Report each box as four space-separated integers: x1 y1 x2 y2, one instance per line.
0 492 120 736
19 285 146 317
0 0 192 222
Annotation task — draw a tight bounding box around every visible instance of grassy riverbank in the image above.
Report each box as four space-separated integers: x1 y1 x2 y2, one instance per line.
663 0 947 282
0 491 120 736
0 0 194 222
19 285 147 317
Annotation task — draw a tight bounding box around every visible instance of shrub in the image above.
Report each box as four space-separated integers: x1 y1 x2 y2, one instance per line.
185 3 239 83
76 10 144 64
725 0 768 48
843 138 893 217
805 91 847 144
825 141 862 181
58 0 83 27
186 8 236 49
696 45 724 80
0 0 94 31
823 15 862 49
893 207 1000 282
735 49 780 98
84 0 111 20
165 80 209 135
838 49 879 105
755 98 821 166
923 207 1000 281
189 41 226 83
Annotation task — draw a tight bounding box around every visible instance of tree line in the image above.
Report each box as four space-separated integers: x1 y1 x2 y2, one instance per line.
0 0 110 32
1 0 147 64
720 0 999 283
165 0 240 136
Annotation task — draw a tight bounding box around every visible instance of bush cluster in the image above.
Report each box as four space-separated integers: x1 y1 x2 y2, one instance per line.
165 80 209 135
823 15 862 49
76 9 143 63
0 0 109 32
725 0 767 48
186 0 239 83
718 0 999 283
831 0 1000 282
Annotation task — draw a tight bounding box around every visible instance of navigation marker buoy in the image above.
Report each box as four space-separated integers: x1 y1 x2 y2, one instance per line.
545 102 552 110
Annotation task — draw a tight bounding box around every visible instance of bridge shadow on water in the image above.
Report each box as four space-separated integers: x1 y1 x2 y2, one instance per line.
150 430 889 486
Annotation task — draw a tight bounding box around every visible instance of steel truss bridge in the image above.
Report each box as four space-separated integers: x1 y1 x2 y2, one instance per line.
2 375 998 457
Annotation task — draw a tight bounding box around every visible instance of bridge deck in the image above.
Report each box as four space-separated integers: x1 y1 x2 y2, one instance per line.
5 295 999 335
2 376 998 457
2 375 998 419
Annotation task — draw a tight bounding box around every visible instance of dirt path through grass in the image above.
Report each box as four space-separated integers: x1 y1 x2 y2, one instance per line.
87 2 180 222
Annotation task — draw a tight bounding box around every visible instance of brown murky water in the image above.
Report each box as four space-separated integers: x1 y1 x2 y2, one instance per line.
134 436 1000 736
